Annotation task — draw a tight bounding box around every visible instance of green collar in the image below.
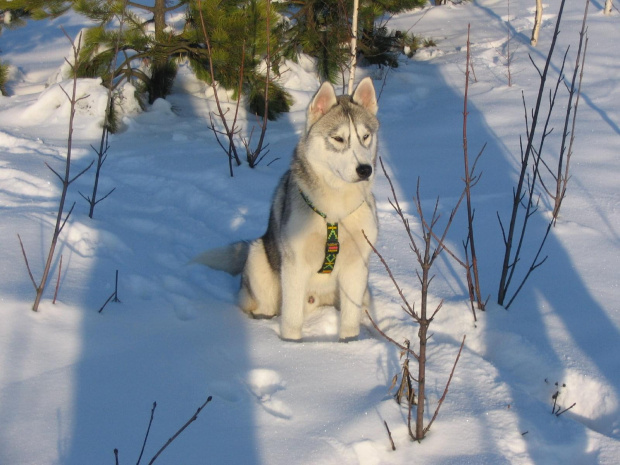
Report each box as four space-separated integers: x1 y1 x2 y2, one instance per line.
299 190 339 274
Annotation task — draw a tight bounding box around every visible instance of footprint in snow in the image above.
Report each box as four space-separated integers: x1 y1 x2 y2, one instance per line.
245 369 292 420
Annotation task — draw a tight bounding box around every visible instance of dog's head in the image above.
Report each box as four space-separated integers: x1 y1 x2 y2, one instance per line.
303 77 379 186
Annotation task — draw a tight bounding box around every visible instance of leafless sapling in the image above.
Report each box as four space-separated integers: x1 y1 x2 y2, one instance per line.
18 29 94 312
196 0 242 177
548 380 577 417
364 158 466 441
496 0 564 308
497 0 589 308
499 0 518 86
461 24 486 317
543 0 590 220
242 0 272 168
98 270 121 313
115 396 212 465
80 0 129 218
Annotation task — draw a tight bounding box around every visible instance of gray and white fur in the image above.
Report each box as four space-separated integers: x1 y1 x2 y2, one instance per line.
196 77 379 341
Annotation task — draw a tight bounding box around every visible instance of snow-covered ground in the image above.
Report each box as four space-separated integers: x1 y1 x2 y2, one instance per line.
1 1 619 463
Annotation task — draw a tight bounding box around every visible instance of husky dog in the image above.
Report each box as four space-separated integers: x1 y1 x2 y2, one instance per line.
197 77 379 341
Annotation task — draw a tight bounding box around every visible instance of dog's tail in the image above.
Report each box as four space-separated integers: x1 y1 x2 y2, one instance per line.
191 241 250 276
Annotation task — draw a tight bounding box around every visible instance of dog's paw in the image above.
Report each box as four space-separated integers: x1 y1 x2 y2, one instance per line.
339 325 360 342
280 324 303 341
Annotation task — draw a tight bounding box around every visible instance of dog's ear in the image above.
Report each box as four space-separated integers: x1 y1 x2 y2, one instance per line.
351 77 378 115
307 81 338 128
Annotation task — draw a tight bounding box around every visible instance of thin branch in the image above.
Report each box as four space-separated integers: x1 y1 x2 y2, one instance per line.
58 202 76 236
363 230 417 320
365 310 419 360
147 396 213 465
17 234 37 290
555 402 576 417
69 159 95 185
98 291 117 314
45 162 64 183
136 402 157 465
423 335 466 435
53 255 63 304
384 421 396 451
94 187 116 206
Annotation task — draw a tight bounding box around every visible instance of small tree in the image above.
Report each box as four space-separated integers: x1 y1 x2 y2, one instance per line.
365 159 466 442
280 0 424 84
497 0 589 308
18 30 93 312
2 0 292 118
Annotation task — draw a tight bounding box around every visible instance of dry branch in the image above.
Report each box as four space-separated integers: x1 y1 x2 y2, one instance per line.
197 0 242 176
368 158 466 441
497 0 567 308
20 30 92 312
147 396 213 464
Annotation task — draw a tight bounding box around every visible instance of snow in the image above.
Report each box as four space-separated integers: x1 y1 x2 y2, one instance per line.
1 1 619 464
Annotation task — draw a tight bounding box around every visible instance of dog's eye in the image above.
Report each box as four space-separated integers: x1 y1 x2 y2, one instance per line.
332 136 345 143
362 133 371 142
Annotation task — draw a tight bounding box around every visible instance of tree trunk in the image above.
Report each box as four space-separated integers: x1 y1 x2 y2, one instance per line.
347 0 359 95
148 0 173 103
153 0 167 37
531 0 543 46
604 0 612 15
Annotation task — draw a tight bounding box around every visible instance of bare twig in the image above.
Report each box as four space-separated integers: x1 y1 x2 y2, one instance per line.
245 0 271 168
365 309 419 360
362 230 417 321
17 234 37 290
370 159 465 441
196 0 242 175
552 0 590 220
98 291 116 314
137 402 157 465
147 396 213 465
98 270 121 313
462 25 485 315
26 29 92 312
384 421 396 451
556 402 576 417
423 335 466 435
497 0 570 307
53 255 63 304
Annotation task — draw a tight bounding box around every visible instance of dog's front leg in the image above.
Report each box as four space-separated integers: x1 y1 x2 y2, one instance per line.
338 264 370 341
280 258 310 341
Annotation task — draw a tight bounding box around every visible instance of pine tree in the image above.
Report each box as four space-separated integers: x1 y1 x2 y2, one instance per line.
187 0 291 119
0 0 73 20
1 0 291 118
280 0 425 83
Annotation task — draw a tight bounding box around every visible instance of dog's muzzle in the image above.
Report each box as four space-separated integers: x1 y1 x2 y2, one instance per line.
356 164 373 180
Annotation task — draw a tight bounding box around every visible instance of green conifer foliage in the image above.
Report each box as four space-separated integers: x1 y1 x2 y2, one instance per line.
280 0 351 83
187 0 291 119
0 0 72 20
0 60 9 96
280 0 426 82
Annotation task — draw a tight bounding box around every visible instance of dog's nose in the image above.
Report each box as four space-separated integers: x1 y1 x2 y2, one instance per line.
356 164 373 180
